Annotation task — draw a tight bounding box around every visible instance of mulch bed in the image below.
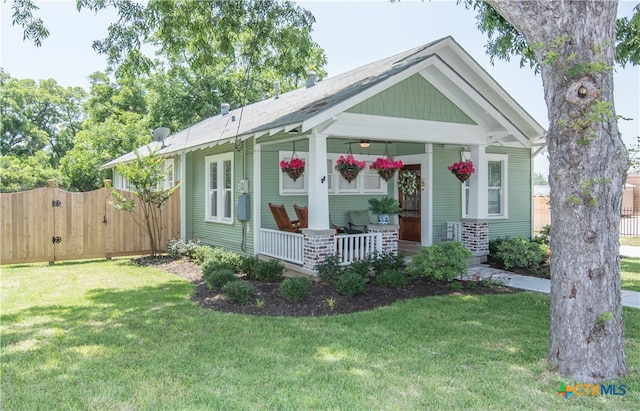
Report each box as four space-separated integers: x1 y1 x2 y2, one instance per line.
134 256 520 317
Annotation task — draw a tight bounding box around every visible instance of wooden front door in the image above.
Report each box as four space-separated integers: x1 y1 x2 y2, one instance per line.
399 165 421 242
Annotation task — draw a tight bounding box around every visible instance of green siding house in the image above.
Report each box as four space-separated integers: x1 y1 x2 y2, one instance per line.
104 37 545 274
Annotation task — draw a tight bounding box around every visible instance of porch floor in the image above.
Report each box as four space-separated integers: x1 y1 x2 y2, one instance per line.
398 240 421 257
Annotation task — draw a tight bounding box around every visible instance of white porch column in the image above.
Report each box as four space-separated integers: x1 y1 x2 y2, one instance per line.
179 151 186 241
307 133 330 229
467 145 488 219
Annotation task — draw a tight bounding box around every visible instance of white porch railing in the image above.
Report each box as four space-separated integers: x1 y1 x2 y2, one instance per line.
335 232 382 266
258 228 304 265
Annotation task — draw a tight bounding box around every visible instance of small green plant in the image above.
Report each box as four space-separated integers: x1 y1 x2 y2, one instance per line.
193 246 242 270
221 281 256 304
204 268 237 289
369 251 406 274
167 238 201 260
533 225 551 247
494 237 548 270
444 281 463 291
256 299 266 309
408 242 471 281
279 277 312 302
240 256 259 279
202 260 235 287
348 258 371 278
316 254 343 284
367 197 401 215
376 269 409 288
335 271 368 296
326 297 336 310
254 259 284 282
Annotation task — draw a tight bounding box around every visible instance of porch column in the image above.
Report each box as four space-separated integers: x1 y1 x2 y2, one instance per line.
307 132 330 229
368 224 399 256
463 145 489 256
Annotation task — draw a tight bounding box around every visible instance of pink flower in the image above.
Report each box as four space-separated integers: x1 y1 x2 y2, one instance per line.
447 160 475 175
335 154 366 171
280 158 305 171
370 157 403 170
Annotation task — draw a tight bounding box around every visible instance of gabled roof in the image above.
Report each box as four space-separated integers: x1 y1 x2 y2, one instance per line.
103 36 545 168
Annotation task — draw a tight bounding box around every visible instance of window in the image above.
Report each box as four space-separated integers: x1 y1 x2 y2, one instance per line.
205 153 234 223
279 151 308 195
463 154 508 218
164 159 175 189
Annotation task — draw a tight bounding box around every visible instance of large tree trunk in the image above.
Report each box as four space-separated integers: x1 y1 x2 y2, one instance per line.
487 0 627 382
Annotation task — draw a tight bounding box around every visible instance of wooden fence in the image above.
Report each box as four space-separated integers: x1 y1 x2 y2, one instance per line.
534 197 550 232
0 184 179 265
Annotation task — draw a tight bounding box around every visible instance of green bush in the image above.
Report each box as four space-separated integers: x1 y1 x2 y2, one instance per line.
202 260 234 284
279 277 313 302
335 272 368 296
408 241 471 281
204 269 237 289
495 237 548 270
376 269 409 288
316 254 343 284
533 224 551 247
194 246 242 270
488 238 506 256
348 259 371 278
221 281 256 304
369 251 406 275
167 239 200 260
254 259 284 282
239 256 259 279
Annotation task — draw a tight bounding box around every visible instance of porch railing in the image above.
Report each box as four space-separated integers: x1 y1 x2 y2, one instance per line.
258 228 304 265
335 232 382 266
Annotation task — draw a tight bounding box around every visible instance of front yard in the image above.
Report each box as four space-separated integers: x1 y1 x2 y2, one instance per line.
1 258 638 410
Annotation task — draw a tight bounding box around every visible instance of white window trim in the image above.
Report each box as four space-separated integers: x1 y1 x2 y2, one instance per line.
462 153 508 219
279 151 387 195
164 158 175 189
205 152 234 224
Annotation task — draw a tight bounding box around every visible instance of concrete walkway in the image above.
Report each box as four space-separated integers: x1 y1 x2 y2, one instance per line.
466 265 640 309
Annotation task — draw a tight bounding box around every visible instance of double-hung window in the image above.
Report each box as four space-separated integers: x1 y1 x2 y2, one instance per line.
205 153 234 223
463 154 508 218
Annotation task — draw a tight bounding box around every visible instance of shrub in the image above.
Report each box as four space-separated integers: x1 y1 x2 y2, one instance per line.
316 254 343 284
202 260 235 288
495 237 548 270
335 271 368 296
376 269 409 288
254 259 284 283
533 224 551 247
488 238 506 256
204 269 237 289
408 241 471 281
221 281 255 304
167 238 200 260
239 256 259 279
279 277 312 302
369 251 406 275
194 246 242 270
348 258 371 278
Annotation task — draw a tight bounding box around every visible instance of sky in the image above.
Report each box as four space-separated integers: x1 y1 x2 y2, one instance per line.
1 0 639 175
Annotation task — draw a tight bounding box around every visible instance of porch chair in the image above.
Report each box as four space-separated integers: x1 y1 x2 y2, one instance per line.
347 210 372 233
268 203 301 233
293 205 308 229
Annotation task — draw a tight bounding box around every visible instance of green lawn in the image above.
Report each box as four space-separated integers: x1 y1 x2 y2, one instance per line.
1 259 638 410
621 257 640 292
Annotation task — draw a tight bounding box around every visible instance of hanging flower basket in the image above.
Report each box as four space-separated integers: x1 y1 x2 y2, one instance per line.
335 154 366 183
370 157 403 181
447 160 475 183
280 158 305 182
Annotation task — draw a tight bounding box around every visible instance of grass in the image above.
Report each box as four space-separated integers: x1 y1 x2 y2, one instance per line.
621 257 640 292
1 259 639 410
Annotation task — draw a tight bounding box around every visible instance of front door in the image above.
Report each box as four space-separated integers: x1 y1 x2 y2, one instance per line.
399 165 421 242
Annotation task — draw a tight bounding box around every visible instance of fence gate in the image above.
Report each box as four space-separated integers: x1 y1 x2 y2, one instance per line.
1 185 179 265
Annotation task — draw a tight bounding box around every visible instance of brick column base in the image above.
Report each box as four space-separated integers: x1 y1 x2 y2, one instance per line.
461 219 489 256
302 229 337 272
368 224 399 256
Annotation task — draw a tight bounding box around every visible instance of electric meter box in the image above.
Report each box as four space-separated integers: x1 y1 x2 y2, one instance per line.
237 194 250 221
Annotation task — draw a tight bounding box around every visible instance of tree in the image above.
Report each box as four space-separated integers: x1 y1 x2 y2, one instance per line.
110 148 179 256
0 70 86 166
476 0 629 383
533 172 548 186
0 152 61 192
